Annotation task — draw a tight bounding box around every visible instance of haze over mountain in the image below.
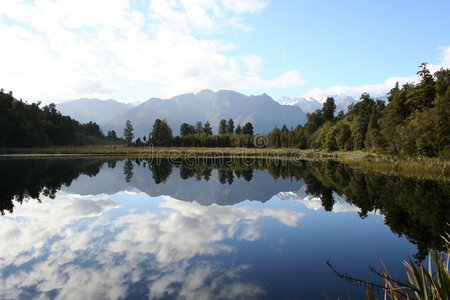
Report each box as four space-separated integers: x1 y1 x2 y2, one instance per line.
279 94 388 114
56 98 134 124
100 89 307 137
279 95 358 114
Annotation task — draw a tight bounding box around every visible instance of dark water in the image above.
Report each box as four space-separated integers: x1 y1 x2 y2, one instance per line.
0 158 449 300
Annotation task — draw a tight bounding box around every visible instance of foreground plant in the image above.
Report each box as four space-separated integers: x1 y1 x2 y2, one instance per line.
328 233 450 299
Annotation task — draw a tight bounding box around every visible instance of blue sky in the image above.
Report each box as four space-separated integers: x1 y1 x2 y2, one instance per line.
0 0 449 103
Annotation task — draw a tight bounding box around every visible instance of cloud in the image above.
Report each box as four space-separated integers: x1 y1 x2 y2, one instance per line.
298 45 450 100
437 46 450 68
109 196 304 263
0 193 119 260
222 0 269 13
278 190 379 214
300 75 418 100
0 0 305 103
0 191 303 299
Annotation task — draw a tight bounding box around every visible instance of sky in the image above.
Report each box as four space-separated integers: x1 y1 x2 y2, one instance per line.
1 0 450 104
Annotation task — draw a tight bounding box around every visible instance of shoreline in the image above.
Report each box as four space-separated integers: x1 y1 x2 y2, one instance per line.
1 146 449 180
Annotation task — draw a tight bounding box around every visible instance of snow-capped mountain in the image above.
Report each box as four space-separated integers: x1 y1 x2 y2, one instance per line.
279 94 388 114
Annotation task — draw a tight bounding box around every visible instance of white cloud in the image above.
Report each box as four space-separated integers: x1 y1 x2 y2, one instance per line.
437 46 450 68
278 190 379 215
0 191 303 299
301 75 418 100
109 196 304 263
0 193 119 260
298 46 450 101
0 0 304 103
221 0 269 13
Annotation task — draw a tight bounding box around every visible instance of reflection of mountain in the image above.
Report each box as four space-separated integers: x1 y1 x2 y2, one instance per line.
2 158 449 256
63 161 303 206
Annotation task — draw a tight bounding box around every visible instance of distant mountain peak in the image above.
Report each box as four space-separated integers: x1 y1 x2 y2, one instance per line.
101 90 307 137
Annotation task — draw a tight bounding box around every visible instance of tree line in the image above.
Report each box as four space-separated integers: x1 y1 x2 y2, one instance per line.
0 89 120 147
124 118 256 148
265 63 449 157
123 63 449 158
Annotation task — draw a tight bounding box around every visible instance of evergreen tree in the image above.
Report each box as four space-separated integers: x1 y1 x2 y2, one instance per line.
195 121 203 134
107 130 117 140
322 97 336 122
235 125 242 134
268 126 281 148
180 123 195 136
242 122 254 135
123 120 134 146
406 63 435 111
226 118 235 134
219 119 227 134
203 121 213 135
150 119 173 146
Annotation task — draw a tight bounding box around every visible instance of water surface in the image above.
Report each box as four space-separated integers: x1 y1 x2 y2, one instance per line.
0 158 448 299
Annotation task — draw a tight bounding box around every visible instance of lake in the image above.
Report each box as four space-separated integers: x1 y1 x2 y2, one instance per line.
0 157 449 299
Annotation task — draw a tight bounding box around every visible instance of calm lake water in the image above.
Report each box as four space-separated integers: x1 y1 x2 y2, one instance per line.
0 158 449 299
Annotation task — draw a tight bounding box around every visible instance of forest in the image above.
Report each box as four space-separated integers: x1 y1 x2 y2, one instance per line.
0 89 114 147
125 64 449 158
1 64 449 157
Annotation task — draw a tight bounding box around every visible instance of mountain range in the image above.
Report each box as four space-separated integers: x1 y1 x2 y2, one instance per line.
56 90 384 138
279 94 388 114
279 95 358 114
57 98 134 124
57 90 307 137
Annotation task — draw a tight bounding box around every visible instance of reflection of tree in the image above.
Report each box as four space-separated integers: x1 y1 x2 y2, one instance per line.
123 159 134 183
150 160 173 184
242 169 253 182
218 170 226 184
202 169 212 181
0 159 106 214
180 166 212 181
303 160 450 254
180 166 195 180
2 157 448 256
226 170 234 185
107 160 117 169
303 171 335 212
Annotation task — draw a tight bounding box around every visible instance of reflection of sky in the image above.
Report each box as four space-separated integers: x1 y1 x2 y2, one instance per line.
0 189 417 299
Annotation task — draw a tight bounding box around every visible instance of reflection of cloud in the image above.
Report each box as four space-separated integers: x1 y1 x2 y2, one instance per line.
0 192 304 299
110 196 304 264
0 192 119 260
279 191 364 213
148 261 265 300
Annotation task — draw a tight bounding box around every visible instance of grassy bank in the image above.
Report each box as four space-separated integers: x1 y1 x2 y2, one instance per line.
1 146 449 180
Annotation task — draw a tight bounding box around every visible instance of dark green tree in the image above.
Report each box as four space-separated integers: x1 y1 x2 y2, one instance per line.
322 97 336 122
203 121 213 135
150 119 173 146
235 125 242 134
123 120 134 146
107 130 117 140
242 122 254 135
180 123 195 136
226 118 235 134
219 119 227 134
195 121 203 134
